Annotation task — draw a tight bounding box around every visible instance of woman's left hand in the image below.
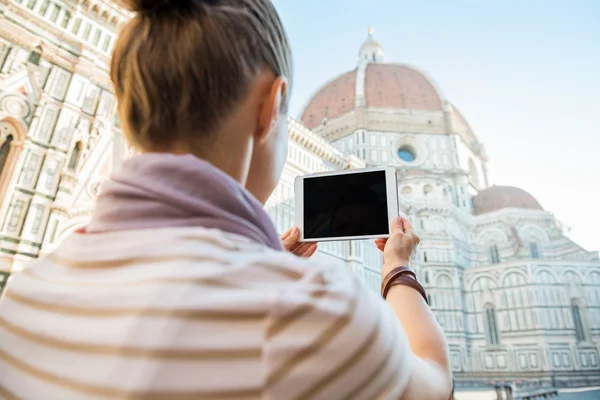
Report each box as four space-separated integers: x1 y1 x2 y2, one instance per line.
281 227 318 258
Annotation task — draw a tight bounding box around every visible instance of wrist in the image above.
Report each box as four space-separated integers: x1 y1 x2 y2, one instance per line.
382 260 410 276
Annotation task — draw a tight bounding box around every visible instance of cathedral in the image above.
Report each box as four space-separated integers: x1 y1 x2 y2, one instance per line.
1 0 599 388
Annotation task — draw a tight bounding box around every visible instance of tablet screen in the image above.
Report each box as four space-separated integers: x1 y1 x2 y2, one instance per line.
303 170 390 239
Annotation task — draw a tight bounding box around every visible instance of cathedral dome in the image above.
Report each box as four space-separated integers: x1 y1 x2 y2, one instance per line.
300 63 443 129
297 30 481 146
473 186 544 215
299 30 444 130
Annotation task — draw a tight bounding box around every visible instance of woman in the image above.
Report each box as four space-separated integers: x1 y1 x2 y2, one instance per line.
0 0 451 399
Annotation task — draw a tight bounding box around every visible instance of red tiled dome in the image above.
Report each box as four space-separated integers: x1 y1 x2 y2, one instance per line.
300 70 358 129
473 186 544 215
300 64 443 129
364 64 442 111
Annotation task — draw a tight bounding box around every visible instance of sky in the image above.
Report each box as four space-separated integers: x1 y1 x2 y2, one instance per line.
272 0 600 251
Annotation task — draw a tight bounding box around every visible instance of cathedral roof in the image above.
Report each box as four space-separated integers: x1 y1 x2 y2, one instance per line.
300 63 443 129
300 69 358 129
297 30 483 146
473 186 544 215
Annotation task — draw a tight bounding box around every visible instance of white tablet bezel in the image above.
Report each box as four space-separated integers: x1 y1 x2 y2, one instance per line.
294 166 398 242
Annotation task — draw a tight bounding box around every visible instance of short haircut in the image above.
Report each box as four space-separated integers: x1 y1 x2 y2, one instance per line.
112 0 293 151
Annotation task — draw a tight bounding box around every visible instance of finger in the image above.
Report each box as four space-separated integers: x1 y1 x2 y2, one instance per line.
390 216 404 234
400 218 419 245
374 239 387 248
299 243 318 258
281 227 293 241
375 242 386 252
282 227 300 249
305 244 318 257
400 217 415 235
293 242 314 256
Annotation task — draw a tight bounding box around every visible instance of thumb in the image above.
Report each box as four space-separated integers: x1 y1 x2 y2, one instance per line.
390 216 404 234
282 227 299 247
400 217 415 235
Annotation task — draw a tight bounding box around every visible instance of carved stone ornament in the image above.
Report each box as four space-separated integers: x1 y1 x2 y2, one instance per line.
0 94 31 120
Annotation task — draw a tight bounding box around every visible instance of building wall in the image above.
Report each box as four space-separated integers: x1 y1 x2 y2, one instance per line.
0 0 127 272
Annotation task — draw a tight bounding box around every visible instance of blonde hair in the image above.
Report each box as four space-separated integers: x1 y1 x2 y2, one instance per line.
112 0 293 151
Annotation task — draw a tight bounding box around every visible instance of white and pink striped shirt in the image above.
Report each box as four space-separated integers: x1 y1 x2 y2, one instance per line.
0 227 413 399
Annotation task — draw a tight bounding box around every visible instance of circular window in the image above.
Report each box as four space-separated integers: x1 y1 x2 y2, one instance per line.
397 146 416 162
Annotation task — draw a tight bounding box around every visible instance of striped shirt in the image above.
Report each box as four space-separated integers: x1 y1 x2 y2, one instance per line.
0 227 413 400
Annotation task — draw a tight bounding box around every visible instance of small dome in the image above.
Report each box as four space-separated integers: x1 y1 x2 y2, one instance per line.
473 186 544 215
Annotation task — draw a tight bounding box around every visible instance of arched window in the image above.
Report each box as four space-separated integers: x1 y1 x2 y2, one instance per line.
437 275 453 288
68 141 82 170
0 134 13 176
565 271 582 285
529 242 540 259
571 300 587 342
484 304 500 345
489 244 500 264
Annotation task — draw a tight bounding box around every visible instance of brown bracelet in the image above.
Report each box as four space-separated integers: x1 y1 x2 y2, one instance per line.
381 266 416 295
385 276 429 304
381 266 428 304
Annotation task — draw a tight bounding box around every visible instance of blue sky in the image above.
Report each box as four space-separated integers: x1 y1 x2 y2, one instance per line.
273 0 600 250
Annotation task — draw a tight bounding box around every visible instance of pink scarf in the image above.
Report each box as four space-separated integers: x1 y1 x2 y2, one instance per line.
86 153 283 251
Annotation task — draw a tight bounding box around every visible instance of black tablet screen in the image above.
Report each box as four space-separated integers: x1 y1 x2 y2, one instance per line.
303 170 390 239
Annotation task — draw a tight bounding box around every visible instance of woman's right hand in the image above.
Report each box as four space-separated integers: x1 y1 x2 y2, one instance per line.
376 217 452 400
375 216 420 276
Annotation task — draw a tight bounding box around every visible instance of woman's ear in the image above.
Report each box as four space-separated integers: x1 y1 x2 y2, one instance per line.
257 76 287 142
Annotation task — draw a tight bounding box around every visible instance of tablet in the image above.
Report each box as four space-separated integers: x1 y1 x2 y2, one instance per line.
294 167 398 242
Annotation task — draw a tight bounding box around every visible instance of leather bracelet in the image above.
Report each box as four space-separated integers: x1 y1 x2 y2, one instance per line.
385 276 429 304
381 266 416 295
